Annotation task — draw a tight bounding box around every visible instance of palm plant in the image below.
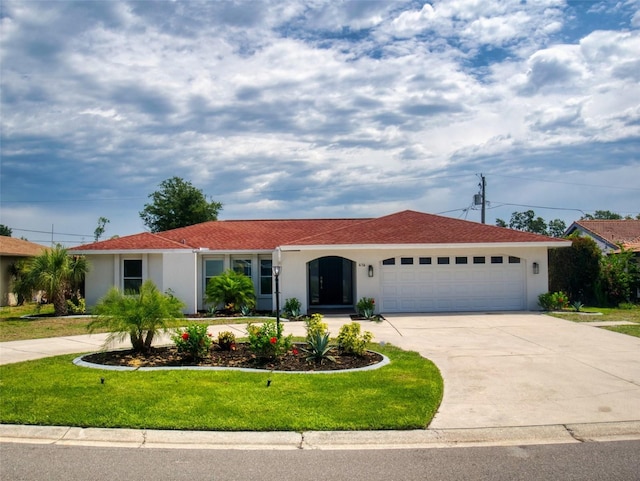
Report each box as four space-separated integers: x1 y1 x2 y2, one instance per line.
205 269 255 313
27 245 89 316
88 280 185 353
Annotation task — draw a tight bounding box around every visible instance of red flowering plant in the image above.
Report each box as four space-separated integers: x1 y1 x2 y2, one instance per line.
356 297 376 319
246 320 292 359
171 323 212 360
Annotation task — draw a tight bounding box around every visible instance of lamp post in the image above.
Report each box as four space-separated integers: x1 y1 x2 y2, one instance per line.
273 264 281 337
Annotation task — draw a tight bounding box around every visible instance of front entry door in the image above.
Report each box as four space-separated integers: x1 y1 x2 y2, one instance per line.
309 256 353 306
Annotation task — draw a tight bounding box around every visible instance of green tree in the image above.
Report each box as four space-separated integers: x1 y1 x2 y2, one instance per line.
205 269 255 313
581 210 623 220
496 210 565 237
139 177 223 232
27 245 89 316
547 219 567 238
0 224 12 236
596 245 640 306
549 235 601 303
89 280 185 353
7 259 34 305
94 217 110 242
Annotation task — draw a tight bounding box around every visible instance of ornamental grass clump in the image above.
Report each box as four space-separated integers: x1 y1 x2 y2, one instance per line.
302 331 335 364
172 324 212 360
247 320 292 359
302 313 335 364
336 322 373 356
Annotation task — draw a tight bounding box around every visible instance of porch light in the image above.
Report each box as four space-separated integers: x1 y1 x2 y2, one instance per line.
532 262 540 275
368 265 374 277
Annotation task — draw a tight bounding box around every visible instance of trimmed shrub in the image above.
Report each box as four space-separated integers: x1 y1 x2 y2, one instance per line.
336 322 373 356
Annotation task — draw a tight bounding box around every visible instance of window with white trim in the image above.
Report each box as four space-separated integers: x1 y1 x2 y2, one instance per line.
204 259 224 290
123 259 142 293
260 259 272 295
232 259 252 277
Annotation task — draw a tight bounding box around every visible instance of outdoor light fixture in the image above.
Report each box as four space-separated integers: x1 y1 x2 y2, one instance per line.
368 265 374 277
532 262 540 275
273 264 281 335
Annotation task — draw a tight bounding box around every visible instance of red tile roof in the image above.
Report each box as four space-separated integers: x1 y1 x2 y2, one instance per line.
570 220 640 251
73 218 366 251
290 210 567 245
72 210 566 253
0 236 49 257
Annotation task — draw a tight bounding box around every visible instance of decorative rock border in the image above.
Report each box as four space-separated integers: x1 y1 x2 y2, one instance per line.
73 350 390 374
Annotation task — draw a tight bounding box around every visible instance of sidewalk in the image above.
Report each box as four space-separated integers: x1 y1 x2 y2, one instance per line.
2 313 640 448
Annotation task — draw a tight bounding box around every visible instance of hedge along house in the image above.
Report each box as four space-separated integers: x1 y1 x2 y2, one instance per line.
71 210 570 314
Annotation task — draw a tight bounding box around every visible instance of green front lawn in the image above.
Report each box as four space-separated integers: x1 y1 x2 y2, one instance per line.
549 305 640 338
0 304 255 342
0 344 443 431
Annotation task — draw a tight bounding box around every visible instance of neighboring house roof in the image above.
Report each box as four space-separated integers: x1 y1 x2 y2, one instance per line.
0 236 48 257
565 220 640 252
71 210 567 253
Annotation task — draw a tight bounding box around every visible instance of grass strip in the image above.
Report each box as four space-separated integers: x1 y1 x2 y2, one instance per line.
0 344 443 431
0 304 257 342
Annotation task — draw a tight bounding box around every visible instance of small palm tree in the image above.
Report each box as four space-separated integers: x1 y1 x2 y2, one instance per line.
205 269 256 313
89 280 185 353
27 245 89 316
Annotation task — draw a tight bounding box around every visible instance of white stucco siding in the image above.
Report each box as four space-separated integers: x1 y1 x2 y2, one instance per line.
83 252 197 313
162 252 197 313
279 245 552 314
83 255 115 308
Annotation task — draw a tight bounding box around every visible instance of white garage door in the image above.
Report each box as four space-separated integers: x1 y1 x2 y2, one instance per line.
380 255 525 313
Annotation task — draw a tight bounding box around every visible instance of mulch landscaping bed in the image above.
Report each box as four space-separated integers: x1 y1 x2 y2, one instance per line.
82 343 383 372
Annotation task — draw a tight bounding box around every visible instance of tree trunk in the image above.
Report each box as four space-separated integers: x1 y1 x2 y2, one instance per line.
52 289 68 316
143 331 155 351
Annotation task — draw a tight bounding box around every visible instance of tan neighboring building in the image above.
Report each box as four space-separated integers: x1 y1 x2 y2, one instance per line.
0 236 48 306
565 220 640 255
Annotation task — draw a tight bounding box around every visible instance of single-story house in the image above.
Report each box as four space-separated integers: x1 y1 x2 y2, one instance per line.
0 236 49 306
71 210 570 314
564 219 640 255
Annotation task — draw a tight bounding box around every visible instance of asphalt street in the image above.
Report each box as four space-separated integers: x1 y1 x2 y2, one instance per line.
2 440 639 481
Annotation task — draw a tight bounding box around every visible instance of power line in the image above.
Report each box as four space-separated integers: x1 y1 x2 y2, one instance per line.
488 173 640 192
11 227 92 238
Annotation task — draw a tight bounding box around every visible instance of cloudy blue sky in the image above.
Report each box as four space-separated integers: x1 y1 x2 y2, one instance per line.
1 0 639 246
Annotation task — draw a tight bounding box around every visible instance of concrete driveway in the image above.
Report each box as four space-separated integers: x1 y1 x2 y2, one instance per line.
1 312 639 430
369 313 640 429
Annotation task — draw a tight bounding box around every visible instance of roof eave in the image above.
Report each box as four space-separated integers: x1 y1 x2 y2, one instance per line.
282 241 571 251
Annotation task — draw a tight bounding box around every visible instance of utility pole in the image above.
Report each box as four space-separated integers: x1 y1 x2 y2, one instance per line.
474 174 487 224
480 174 486 224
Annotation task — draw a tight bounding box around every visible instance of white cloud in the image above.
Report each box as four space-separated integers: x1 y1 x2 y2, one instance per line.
1 0 639 241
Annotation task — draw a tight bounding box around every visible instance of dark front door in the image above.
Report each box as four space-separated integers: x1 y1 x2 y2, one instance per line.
309 256 353 306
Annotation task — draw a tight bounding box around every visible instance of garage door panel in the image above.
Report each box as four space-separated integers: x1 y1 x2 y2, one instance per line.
381 261 525 313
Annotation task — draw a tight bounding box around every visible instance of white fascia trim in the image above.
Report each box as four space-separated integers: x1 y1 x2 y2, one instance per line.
75 249 275 255
72 249 188 255
281 241 571 251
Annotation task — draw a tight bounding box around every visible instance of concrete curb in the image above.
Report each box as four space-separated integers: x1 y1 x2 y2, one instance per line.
2 421 639 450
